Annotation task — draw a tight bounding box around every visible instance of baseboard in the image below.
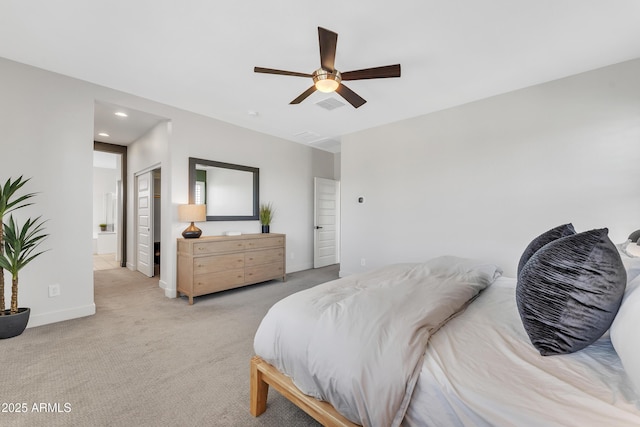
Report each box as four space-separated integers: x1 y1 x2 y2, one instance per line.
126 262 135 270
287 261 313 273
338 269 353 278
26 303 96 329
160 280 176 298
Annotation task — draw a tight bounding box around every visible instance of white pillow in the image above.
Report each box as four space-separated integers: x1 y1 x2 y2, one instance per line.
611 275 640 395
626 244 640 258
618 243 640 282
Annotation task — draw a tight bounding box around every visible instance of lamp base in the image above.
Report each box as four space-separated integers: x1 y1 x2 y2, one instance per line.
182 222 202 239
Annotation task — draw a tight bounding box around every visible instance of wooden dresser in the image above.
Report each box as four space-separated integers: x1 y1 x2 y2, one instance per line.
177 233 286 304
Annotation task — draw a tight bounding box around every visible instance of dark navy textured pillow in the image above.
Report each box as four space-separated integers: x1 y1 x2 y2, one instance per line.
516 228 626 356
517 223 575 277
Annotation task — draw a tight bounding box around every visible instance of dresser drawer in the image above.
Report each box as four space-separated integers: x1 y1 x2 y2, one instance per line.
245 236 285 250
245 249 284 267
193 240 245 255
194 269 245 294
245 263 284 284
194 253 244 275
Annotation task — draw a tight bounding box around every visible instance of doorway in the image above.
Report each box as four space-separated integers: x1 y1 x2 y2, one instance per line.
313 177 340 268
135 167 161 278
93 142 127 270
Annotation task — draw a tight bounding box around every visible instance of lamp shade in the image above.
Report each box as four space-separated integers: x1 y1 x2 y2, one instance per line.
178 204 206 222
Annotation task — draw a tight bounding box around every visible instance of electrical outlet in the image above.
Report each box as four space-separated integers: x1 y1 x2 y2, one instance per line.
360 258 366 266
48 284 61 298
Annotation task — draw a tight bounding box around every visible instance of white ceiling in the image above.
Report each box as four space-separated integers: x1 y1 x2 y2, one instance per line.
2 1 640 152
94 101 168 145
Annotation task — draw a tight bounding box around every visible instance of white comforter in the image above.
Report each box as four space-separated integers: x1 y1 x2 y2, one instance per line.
254 256 502 427
403 277 640 427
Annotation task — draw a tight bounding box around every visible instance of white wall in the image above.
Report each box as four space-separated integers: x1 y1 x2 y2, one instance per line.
166 113 336 274
341 59 640 277
0 56 335 327
127 120 171 291
0 58 96 326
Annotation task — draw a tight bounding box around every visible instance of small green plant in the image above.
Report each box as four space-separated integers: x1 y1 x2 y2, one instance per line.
0 215 48 314
259 202 274 225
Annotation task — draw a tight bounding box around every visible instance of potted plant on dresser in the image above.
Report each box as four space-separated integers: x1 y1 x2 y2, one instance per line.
0 176 48 339
259 202 274 234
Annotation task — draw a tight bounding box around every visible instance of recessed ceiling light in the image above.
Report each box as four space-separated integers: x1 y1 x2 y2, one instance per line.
98 132 110 137
114 111 128 117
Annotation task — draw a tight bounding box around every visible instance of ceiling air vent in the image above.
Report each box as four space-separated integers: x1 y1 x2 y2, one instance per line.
315 97 345 111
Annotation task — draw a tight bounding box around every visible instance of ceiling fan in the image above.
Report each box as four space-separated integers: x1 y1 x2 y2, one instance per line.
254 27 401 108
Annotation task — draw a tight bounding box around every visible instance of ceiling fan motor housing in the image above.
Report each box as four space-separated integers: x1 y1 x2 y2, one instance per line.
313 68 342 92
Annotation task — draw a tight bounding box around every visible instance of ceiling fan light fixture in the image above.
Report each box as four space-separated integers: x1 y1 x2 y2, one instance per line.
315 78 339 93
313 69 341 93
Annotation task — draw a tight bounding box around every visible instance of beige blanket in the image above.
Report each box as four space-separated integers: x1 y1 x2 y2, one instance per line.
254 256 502 427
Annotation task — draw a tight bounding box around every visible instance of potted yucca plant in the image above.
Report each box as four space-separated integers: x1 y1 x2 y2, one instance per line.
0 177 48 339
0 177 35 314
259 202 274 234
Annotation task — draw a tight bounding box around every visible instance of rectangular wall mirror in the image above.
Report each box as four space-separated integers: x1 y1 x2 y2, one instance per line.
189 157 259 221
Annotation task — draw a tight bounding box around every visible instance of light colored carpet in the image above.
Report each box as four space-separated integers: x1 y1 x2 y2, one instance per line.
0 265 340 426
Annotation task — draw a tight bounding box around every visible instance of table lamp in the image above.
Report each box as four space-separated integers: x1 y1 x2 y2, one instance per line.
179 204 206 238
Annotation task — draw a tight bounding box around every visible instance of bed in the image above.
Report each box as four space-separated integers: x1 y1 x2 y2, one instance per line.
250 228 640 426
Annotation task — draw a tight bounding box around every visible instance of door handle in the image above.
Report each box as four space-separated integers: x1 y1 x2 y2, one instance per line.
314 226 323 229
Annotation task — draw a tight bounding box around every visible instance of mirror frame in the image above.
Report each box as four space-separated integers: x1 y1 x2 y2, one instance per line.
188 157 260 221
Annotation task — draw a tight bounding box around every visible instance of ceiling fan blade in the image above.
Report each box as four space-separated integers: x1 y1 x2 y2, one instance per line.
335 83 366 108
341 64 401 81
254 67 312 78
290 86 317 104
318 27 338 72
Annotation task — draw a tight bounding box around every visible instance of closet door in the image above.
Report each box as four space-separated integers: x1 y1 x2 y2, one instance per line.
314 177 339 268
136 171 154 277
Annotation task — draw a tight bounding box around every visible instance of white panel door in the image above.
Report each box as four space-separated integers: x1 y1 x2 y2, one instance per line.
136 171 154 277
314 177 339 268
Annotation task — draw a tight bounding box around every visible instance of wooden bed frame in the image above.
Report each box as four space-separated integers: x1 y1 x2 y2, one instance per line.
250 355 360 427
